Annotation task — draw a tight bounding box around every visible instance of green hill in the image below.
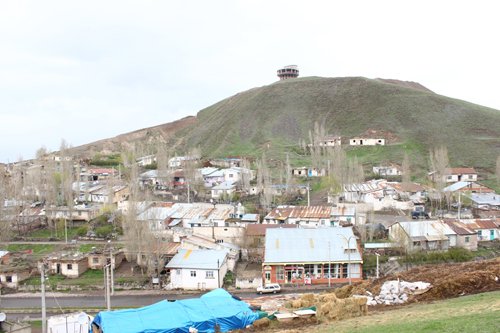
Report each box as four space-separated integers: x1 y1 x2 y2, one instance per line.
181 76 500 172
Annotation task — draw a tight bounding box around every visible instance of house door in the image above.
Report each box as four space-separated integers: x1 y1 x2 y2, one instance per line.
286 271 292 283
56 264 61 274
490 230 495 240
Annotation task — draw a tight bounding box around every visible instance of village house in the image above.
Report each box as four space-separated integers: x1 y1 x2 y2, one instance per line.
14 205 46 234
389 221 454 252
263 205 333 227
88 249 125 270
262 227 363 286
443 181 494 194
389 182 428 204
349 138 385 146
209 157 243 168
470 193 500 210
210 181 237 199
45 253 89 278
0 263 32 289
90 185 129 204
442 167 478 183
291 167 326 177
137 202 236 230
268 184 308 197
84 168 117 181
136 154 156 167
462 219 499 241
166 249 229 290
198 167 224 188
372 164 402 177
0 250 10 265
443 220 478 251
179 234 240 271
331 204 356 225
244 224 298 263
45 205 100 226
318 135 342 147
168 156 199 168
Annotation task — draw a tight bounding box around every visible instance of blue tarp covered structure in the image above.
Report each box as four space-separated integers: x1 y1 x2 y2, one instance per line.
91 289 259 333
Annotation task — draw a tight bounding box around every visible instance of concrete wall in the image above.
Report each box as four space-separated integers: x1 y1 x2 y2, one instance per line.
169 262 228 290
192 226 246 247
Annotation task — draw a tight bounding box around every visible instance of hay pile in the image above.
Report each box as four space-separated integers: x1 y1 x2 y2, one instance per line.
287 292 367 322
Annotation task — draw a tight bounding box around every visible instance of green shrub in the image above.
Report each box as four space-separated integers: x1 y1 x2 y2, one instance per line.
76 226 88 237
95 225 114 238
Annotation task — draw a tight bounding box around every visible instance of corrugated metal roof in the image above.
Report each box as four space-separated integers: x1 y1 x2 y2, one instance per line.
265 206 331 220
166 249 228 270
443 220 475 235
471 193 500 205
397 221 455 238
263 227 362 264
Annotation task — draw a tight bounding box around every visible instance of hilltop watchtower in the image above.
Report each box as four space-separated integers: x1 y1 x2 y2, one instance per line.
277 65 299 80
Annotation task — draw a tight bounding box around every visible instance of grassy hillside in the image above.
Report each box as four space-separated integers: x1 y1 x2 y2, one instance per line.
182 77 500 172
316 291 500 333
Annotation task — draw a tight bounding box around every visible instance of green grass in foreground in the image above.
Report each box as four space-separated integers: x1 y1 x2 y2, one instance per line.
317 291 500 333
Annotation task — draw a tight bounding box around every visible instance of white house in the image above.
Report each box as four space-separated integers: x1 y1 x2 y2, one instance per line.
168 156 198 168
211 181 237 199
462 219 499 241
372 164 402 176
166 249 229 290
349 138 385 146
223 167 253 183
136 155 156 167
443 168 478 183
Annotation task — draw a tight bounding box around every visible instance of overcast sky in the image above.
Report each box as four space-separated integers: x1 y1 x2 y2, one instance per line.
1 0 499 162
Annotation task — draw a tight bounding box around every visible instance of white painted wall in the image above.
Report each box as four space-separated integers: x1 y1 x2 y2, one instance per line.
169 264 228 290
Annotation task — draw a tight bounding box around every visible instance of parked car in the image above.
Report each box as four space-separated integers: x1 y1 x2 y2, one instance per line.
256 283 281 294
411 211 430 219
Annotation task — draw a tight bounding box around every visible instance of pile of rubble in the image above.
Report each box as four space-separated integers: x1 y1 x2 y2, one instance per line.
365 280 431 306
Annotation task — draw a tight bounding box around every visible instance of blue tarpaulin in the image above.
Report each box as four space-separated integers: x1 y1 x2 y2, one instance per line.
91 289 259 333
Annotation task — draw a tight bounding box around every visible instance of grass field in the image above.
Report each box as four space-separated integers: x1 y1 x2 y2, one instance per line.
316 291 500 333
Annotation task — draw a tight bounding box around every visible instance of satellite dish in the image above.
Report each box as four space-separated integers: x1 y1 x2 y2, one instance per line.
0 312 6 322
77 312 88 325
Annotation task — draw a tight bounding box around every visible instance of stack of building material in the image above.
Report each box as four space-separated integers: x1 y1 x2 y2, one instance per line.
365 280 431 305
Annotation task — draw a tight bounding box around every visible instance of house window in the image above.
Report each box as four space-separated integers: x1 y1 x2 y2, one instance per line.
216 239 224 244
176 269 181 275
229 174 233 178
67 264 73 270
342 263 349 278
465 236 470 243
304 264 314 277
205 271 214 279
447 176 453 180
190 271 196 277
6 275 12 283
276 266 284 280
92 257 99 264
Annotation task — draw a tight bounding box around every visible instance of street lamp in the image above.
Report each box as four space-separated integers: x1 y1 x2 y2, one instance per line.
337 234 356 285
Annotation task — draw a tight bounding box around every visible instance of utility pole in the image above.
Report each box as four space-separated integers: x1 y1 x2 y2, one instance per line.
187 183 190 204
375 253 380 279
307 182 310 207
328 241 331 288
217 259 220 289
458 191 461 221
104 264 111 310
41 264 47 333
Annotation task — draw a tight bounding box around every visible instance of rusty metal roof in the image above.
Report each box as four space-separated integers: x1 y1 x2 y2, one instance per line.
265 205 331 220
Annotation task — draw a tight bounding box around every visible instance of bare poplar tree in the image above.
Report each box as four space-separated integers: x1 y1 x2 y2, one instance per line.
256 154 272 210
496 155 500 186
402 152 411 185
0 164 11 241
429 146 449 211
